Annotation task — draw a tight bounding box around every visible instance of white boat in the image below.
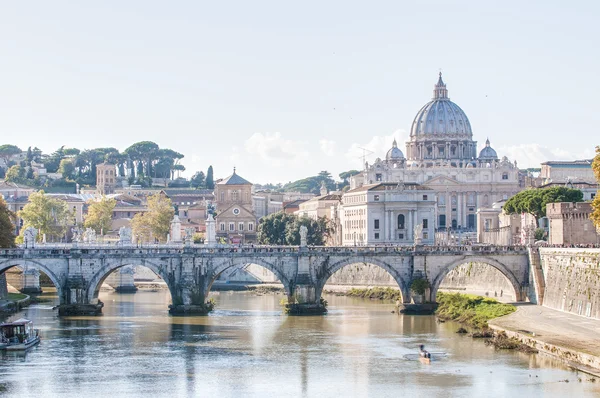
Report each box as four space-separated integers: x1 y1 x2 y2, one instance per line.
0 318 41 351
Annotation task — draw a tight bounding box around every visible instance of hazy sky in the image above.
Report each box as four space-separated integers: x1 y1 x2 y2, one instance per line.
1 1 598 184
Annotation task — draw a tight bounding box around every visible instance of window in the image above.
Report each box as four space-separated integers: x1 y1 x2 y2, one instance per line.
423 232 428 240
239 222 244 231
439 215 446 228
374 233 380 239
229 223 235 231
248 223 254 231
422 219 428 229
220 192 225 201
439 196 445 205
220 223 225 231
374 195 380 201
376 173 382 181
422 195 428 201
397 214 405 229
502 173 509 180
374 219 380 229
399 233 404 239
232 190 239 201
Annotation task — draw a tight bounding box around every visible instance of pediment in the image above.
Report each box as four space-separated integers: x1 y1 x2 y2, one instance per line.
424 175 461 186
216 204 255 219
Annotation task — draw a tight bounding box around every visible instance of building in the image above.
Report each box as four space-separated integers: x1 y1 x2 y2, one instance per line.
96 163 116 195
295 183 342 221
214 169 257 244
349 73 521 232
283 199 308 214
476 200 528 245
547 202 600 245
252 191 284 220
541 160 596 185
0 181 36 235
340 182 436 246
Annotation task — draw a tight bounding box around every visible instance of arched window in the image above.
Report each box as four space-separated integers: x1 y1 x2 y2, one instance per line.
397 214 405 229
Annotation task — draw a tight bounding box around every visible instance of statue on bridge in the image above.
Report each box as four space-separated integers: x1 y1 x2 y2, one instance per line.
83 228 97 244
118 227 132 245
71 227 82 243
300 225 308 247
184 228 195 246
413 223 423 245
23 227 37 248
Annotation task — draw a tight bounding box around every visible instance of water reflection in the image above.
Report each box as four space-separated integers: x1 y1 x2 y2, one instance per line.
0 290 599 397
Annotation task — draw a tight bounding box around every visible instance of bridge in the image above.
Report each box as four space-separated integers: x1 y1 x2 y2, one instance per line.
0 244 532 315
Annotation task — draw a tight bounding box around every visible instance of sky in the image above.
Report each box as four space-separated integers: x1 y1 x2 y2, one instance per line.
0 1 598 184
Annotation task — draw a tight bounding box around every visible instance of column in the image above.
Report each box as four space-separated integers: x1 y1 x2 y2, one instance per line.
462 193 467 228
407 210 413 242
445 192 451 229
457 194 462 229
388 210 393 242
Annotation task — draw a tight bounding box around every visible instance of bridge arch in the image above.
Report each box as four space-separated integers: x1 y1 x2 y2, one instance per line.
86 259 174 304
315 257 411 303
0 259 64 299
210 257 294 298
430 256 525 302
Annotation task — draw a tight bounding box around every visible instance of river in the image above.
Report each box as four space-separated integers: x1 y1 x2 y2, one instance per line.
1 289 599 397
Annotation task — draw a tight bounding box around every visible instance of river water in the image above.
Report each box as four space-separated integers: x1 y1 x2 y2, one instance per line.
1 289 599 397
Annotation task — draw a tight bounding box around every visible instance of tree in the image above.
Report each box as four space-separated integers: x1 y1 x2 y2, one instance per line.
190 171 205 189
18 191 73 241
206 166 214 189
0 197 16 248
131 194 174 243
282 171 337 194
58 158 76 180
503 187 584 220
84 197 116 234
5 165 26 184
257 212 294 245
591 146 600 229
0 145 22 166
257 212 331 245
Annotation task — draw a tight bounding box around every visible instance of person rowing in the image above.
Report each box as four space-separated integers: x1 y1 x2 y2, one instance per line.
419 344 431 359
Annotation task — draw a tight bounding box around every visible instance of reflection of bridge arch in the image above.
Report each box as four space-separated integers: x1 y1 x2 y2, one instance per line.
86 259 173 303
430 256 524 302
210 257 294 297
0 259 64 298
315 258 410 303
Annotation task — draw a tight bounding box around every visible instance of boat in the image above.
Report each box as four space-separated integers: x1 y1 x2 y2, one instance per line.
0 318 41 351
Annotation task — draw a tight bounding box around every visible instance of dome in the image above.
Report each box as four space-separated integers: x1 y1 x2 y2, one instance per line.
410 73 473 139
386 139 405 161
478 138 498 160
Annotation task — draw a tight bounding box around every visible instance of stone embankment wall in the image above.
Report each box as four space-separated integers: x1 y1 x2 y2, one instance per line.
539 248 600 319
438 263 515 301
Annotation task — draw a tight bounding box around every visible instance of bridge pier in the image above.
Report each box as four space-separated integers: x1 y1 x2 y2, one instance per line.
104 266 138 293
57 276 104 316
168 264 215 316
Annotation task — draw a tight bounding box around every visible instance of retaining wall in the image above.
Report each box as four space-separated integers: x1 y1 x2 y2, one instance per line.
539 248 600 319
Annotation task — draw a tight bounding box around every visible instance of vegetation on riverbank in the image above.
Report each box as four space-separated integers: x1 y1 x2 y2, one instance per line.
436 292 516 329
336 287 402 301
7 293 27 301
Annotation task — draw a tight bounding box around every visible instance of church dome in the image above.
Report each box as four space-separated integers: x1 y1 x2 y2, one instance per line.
386 139 405 161
410 73 473 139
478 138 498 160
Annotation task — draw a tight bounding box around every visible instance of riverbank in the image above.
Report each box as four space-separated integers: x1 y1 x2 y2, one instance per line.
489 304 600 376
0 293 31 315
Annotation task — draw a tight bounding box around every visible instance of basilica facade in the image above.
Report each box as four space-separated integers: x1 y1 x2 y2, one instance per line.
346 73 520 242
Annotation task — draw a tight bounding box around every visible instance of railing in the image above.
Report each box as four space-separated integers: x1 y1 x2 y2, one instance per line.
0 244 533 257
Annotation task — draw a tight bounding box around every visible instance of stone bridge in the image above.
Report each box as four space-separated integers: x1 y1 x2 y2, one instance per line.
0 245 531 315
